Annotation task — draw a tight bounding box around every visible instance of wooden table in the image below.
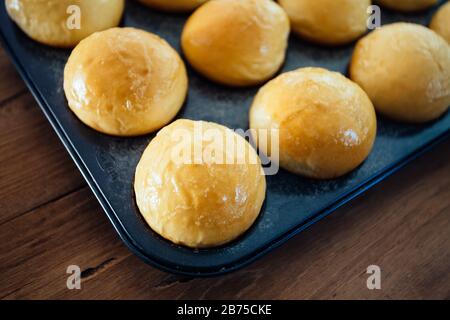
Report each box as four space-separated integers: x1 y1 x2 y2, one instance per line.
0 45 449 300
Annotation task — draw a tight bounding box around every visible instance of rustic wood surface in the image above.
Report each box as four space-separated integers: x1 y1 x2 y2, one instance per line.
0 45 449 300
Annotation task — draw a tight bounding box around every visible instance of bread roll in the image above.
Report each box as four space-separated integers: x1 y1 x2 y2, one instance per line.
64 28 188 136
430 1 450 43
376 0 438 12
5 0 124 47
134 119 266 248
137 0 208 12
350 23 450 123
250 67 377 179
181 0 290 86
278 0 370 45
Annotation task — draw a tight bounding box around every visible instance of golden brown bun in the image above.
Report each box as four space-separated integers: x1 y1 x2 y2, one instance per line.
278 0 370 45
181 0 290 87
250 67 377 179
64 28 188 136
376 0 438 11
5 0 124 47
350 23 450 123
134 119 266 248
137 0 208 12
430 2 450 43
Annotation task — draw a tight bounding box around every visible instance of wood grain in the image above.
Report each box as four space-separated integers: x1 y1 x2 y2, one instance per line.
0 94 85 224
0 47 26 103
0 45 449 300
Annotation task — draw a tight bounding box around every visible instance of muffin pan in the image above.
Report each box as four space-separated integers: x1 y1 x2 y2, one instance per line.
1 0 449 276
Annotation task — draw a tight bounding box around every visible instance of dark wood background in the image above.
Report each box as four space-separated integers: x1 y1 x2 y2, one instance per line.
0 45 449 300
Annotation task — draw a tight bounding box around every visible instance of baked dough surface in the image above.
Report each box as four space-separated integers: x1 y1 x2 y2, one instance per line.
181 0 290 86
430 2 450 43
279 0 370 45
250 67 377 179
64 27 188 136
134 119 266 248
6 0 124 47
350 23 450 123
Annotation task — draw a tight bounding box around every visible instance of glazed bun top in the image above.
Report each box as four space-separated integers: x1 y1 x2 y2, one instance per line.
250 67 377 179
430 1 450 43
137 0 208 12
134 119 266 248
376 0 438 12
278 0 370 45
181 0 290 86
350 23 450 123
64 27 188 136
5 0 125 47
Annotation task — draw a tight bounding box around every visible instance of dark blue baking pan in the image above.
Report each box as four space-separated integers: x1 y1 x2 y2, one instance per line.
1 1 449 276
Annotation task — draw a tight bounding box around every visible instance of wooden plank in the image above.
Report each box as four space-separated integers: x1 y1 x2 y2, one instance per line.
0 188 132 299
0 94 85 223
1 139 447 299
0 47 26 103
